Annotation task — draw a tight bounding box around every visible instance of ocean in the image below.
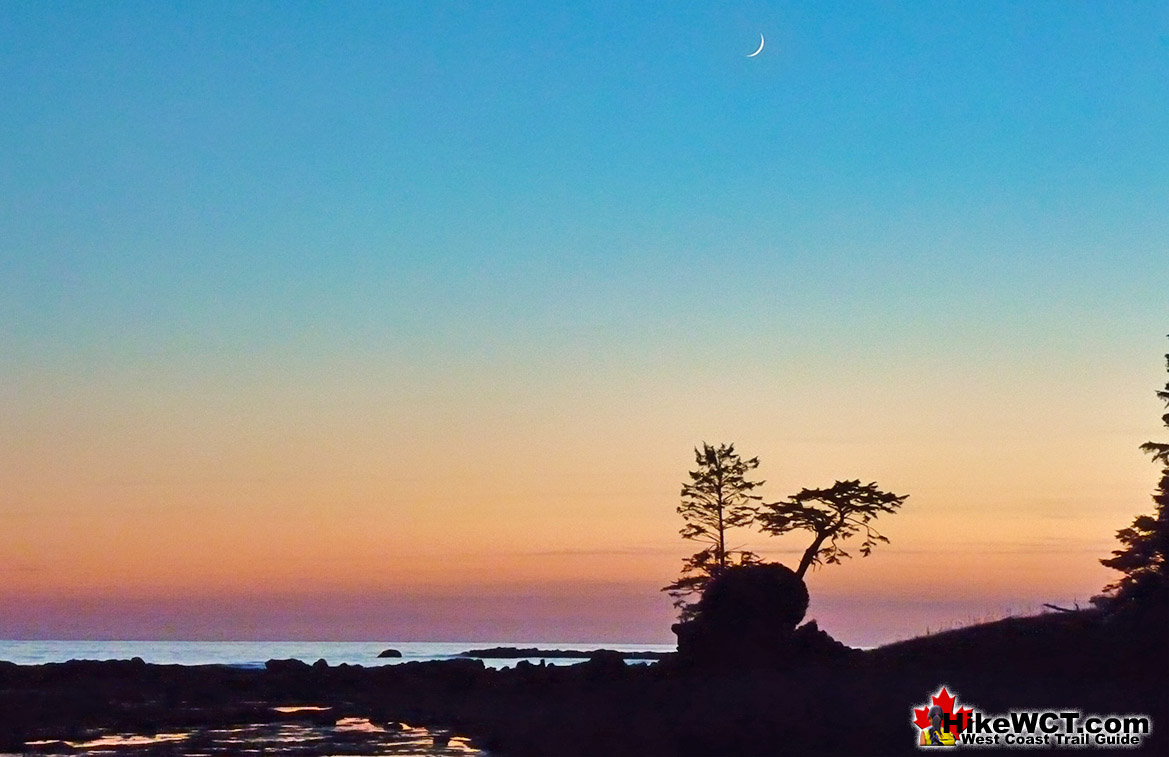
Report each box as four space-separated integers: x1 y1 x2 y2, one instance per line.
0 639 675 668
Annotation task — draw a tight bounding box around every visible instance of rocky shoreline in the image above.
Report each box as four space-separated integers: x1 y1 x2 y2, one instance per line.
2 607 1166 756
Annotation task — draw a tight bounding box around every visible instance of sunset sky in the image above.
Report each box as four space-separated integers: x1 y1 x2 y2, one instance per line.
2 2 1167 647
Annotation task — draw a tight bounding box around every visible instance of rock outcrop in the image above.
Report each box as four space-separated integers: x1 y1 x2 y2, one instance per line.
673 562 852 667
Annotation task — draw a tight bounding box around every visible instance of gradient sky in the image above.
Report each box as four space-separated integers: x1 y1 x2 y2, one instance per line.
2 2 1167 647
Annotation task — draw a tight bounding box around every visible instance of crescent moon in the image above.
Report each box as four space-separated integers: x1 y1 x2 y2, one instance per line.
747 34 765 57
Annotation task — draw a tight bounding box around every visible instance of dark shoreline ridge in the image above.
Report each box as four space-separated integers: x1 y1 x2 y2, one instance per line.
2 607 1166 756
455 646 672 660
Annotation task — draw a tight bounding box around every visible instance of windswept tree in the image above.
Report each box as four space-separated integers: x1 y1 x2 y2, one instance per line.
663 443 764 617
756 479 908 579
1097 337 1169 607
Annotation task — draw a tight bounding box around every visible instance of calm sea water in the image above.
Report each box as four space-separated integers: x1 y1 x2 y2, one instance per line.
0 639 675 669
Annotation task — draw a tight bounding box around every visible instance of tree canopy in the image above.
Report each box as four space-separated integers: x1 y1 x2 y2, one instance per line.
755 479 909 579
662 443 764 617
664 442 911 624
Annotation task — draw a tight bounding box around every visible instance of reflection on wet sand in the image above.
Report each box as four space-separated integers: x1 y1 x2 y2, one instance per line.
273 706 334 714
68 733 191 748
336 717 388 733
24 713 485 756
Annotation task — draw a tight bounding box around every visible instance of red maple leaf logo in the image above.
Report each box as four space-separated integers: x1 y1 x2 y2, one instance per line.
913 686 972 736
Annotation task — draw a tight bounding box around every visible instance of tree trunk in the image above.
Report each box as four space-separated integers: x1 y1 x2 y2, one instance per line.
796 533 826 578
716 467 726 569
717 506 726 569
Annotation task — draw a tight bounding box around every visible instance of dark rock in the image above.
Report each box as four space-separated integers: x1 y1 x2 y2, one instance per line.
789 620 857 661
700 562 809 630
264 658 310 673
674 562 815 667
377 648 403 658
586 649 628 666
582 649 628 678
312 658 329 670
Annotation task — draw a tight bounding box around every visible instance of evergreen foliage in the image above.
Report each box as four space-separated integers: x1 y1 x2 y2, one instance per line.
756 479 908 578
1097 337 1169 607
662 443 763 619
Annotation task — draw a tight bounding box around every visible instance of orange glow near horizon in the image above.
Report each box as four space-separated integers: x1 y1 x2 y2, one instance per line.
1 327 1164 646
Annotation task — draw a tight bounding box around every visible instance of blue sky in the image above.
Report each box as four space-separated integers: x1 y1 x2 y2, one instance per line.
4 1 1166 367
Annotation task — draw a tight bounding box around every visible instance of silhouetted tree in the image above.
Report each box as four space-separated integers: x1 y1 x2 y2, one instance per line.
756 479 909 579
663 443 764 618
1097 337 1169 607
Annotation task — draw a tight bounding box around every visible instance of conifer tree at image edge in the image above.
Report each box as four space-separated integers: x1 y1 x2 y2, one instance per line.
1095 335 1169 610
